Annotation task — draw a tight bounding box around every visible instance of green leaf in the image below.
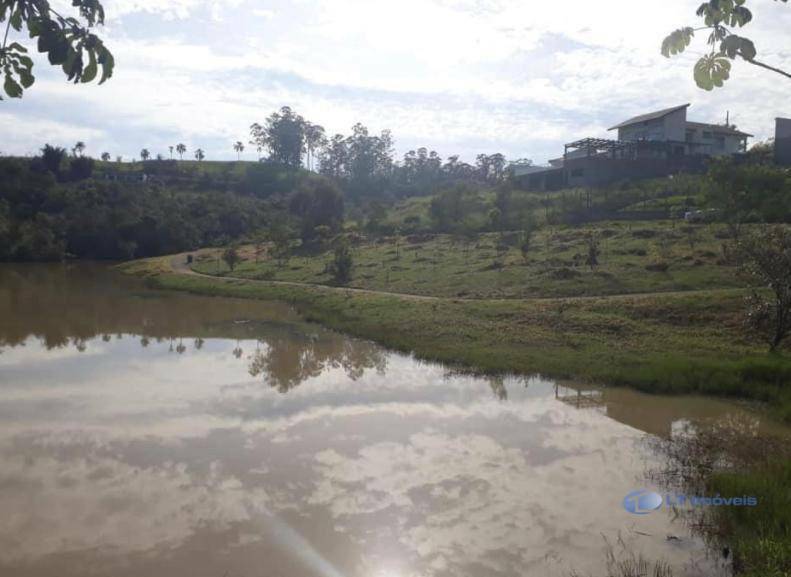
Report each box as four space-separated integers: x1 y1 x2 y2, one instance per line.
720 35 757 60
739 37 757 60
9 8 21 30
81 49 97 83
62 49 81 80
97 47 114 83
661 27 695 57
694 53 732 90
3 73 23 98
47 37 70 65
19 68 34 88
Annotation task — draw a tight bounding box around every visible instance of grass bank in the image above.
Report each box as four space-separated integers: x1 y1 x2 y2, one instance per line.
194 220 745 299
121 256 791 424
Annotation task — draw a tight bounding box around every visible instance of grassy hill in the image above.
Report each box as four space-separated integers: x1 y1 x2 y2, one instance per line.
192 220 740 299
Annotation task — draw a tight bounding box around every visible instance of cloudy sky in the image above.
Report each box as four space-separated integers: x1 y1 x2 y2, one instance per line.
3 0 790 164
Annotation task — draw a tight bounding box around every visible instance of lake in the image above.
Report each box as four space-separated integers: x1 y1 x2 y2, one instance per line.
0 263 782 577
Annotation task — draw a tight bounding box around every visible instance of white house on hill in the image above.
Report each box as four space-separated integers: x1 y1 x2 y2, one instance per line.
608 104 751 156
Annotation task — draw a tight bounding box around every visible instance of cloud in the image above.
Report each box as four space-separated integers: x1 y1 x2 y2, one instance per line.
3 0 789 163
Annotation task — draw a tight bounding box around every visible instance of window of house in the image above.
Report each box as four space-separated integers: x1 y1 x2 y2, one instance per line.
685 130 695 142
715 136 725 149
702 131 713 139
570 168 584 177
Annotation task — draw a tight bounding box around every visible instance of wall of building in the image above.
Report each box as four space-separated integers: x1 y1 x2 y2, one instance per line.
663 108 687 142
617 108 688 143
776 118 791 166
685 125 745 156
562 155 708 189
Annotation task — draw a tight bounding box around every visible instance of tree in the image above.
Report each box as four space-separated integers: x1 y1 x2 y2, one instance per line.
328 240 353 285
68 155 93 180
705 160 791 237
72 141 85 157
0 0 114 99
139 148 150 161
303 122 326 171
176 143 186 160
250 106 305 168
40 144 66 174
194 148 205 162
269 221 292 268
168 145 174 159
288 176 344 243
738 226 791 351
222 246 241 272
234 141 244 160
662 0 790 90
319 133 348 178
520 214 539 263
100 152 110 162
585 232 600 271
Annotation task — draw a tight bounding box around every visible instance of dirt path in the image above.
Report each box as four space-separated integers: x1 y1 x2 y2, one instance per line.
167 253 744 304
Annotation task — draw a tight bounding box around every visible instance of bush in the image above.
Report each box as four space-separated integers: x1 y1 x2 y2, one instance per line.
328 242 353 285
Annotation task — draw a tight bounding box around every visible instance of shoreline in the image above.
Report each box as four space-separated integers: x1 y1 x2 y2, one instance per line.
119 256 791 424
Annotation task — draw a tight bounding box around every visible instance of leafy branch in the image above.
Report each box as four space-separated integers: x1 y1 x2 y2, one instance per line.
662 0 790 90
0 0 113 99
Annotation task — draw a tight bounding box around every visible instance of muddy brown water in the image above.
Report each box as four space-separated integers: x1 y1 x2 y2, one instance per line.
0 263 786 577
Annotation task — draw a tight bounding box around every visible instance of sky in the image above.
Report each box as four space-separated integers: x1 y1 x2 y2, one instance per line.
2 0 790 165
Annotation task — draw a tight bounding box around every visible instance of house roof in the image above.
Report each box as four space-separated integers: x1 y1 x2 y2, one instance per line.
608 104 690 131
685 121 753 138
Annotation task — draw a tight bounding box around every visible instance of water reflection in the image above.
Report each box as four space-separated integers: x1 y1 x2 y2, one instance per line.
0 264 786 577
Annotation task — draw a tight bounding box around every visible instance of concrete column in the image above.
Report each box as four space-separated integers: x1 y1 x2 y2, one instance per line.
776 118 791 166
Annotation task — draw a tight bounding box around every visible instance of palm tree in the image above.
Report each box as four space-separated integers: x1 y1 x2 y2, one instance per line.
234 141 244 160
140 148 150 161
101 152 111 162
194 148 205 162
176 143 186 160
169 145 174 159
73 141 86 157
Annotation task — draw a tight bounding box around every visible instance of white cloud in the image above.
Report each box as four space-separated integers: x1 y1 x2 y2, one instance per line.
3 0 790 162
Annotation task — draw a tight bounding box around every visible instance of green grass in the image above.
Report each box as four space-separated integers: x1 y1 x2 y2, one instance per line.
709 460 791 577
193 220 744 299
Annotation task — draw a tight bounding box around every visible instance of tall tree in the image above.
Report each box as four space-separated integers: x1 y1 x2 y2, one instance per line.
319 134 348 178
344 123 394 196
234 141 244 161
140 148 150 161
73 141 86 157
250 106 306 168
0 0 114 99
169 145 174 159
176 143 186 160
662 0 790 90
194 148 205 162
100 152 110 161
303 122 326 171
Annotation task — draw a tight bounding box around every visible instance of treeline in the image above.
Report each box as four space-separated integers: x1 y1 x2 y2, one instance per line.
249 106 531 201
0 156 270 261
